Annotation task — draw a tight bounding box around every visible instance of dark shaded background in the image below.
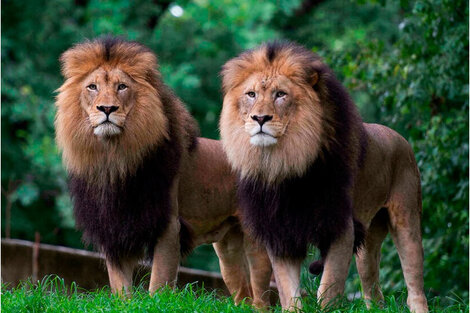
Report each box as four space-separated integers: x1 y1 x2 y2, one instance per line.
2 0 468 302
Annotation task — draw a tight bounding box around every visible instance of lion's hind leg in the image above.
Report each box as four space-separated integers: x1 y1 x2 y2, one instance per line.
386 158 428 313
355 208 389 307
213 224 253 305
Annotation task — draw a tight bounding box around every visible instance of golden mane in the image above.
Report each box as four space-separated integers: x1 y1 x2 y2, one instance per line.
221 43 320 95
55 38 175 183
220 42 363 184
220 42 346 184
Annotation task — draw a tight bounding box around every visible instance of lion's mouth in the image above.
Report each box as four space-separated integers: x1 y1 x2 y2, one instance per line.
250 132 278 147
95 119 122 127
94 121 123 137
253 130 271 136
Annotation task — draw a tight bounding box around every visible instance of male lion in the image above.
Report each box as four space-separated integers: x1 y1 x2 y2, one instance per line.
55 37 271 308
219 41 428 313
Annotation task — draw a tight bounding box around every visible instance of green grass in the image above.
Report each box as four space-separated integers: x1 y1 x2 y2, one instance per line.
1 276 468 313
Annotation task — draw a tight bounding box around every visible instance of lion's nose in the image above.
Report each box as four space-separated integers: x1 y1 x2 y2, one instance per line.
251 115 273 126
97 106 119 116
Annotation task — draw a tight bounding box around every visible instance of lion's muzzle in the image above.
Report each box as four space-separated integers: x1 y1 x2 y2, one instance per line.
91 107 124 138
246 122 278 147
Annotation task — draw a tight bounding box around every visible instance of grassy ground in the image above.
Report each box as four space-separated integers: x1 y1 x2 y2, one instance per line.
2 276 468 313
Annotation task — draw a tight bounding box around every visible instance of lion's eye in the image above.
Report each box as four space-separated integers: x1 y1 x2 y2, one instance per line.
117 84 128 91
87 84 97 91
276 91 287 98
246 91 256 98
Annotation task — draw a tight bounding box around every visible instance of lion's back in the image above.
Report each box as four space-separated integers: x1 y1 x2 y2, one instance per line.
353 123 420 221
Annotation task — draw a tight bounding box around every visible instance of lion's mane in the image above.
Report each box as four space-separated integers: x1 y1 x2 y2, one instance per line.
220 42 366 261
55 37 198 264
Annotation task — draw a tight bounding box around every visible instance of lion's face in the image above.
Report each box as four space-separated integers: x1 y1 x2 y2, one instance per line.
220 43 327 183
56 38 169 180
81 67 135 138
235 72 314 147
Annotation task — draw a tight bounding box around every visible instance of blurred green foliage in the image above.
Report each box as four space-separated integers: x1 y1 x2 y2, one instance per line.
2 0 468 303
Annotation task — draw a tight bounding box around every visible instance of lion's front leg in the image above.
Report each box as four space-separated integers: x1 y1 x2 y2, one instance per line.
268 251 302 311
317 219 354 307
149 182 181 293
106 258 136 296
149 215 181 293
244 235 272 309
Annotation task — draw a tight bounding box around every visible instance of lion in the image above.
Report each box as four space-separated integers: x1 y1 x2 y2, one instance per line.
55 37 272 308
219 41 428 313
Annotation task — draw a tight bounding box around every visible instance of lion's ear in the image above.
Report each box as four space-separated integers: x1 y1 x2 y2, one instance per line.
310 60 324 87
311 71 319 86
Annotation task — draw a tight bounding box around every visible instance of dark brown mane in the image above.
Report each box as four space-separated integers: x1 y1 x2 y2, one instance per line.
71 98 192 264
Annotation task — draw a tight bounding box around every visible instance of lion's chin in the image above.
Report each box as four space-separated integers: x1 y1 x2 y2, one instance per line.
94 123 122 138
250 133 278 147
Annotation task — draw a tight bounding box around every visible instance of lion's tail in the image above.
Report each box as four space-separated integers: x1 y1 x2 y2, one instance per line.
309 218 366 275
309 258 325 275
352 217 366 253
